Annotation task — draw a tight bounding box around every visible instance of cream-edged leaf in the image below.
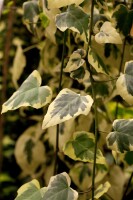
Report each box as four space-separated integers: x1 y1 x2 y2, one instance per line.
47 0 84 9
116 61 133 105
64 49 86 73
95 21 122 44
23 1 40 33
63 131 106 164
14 125 45 175
106 119 133 153
94 181 111 199
43 172 78 200
15 179 46 200
11 44 26 88
1 70 52 113
55 5 89 40
88 48 108 74
42 88 93 129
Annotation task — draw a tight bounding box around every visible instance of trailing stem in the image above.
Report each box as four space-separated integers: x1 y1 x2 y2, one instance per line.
54 31 67 175
0 0 16 172
85 0 98 199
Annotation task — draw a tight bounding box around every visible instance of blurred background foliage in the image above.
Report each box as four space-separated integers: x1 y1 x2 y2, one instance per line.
0 0 133 200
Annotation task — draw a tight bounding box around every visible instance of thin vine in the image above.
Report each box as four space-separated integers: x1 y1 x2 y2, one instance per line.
54 31 67 175
85 0 98 199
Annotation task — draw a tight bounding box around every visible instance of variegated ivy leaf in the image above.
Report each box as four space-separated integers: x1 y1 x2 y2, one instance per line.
63 131 106 164
95 21 122 44
116 61 133 105
70 67 86 81
112 4 133 36
55 4 89 40
93 181 111 199
106 119 133 153
47 0 84 9
1 70 52 113
42 89 93 129
15 179 47 200
14 125 45 175
23 1 40 33
64 49 86 73
43 172 78 200
88 48 108 74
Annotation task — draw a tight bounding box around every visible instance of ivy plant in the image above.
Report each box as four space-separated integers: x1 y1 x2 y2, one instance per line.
1 0 133 200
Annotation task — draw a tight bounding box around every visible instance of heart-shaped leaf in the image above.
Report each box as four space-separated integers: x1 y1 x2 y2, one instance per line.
116 61 133 105
1 70 52 113
23 1 40 33
95 21 122 44
42 88 93 129
64 131 106 164
55 4 89 40
64 49 86 73
106 119 133 153
15 179 46 200
43 172 78 200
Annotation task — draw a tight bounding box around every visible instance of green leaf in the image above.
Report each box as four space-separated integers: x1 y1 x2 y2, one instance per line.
88 48 108 74
42 88 93 129
23 1 40 33
55 4 89 40
106 119 133 153
116 61 133 105
15 179 46 200
1 70 52 113
64 131 106 164
112 4 133 36
47 0 84 9
95 21 122 44
93 181 111 199
39 12 50 28
43 172 78 200
64 49 86 73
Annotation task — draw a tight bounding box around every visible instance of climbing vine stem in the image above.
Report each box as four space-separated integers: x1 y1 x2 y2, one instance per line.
54 31 67 175
85 0 98 199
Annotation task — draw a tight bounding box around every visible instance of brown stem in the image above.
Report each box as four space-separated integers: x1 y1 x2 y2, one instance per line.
0 0 16 172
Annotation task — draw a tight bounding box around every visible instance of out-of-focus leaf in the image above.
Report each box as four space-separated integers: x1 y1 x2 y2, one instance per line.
47 0 84 9
64 131 106 164
23 1 40 33
43 172 78 200
112 4 133 36
15 179 46 200
64 49 86 73
11 44 26 88
14 125 45 175
42 88 93 129
39 12 50 28
1 70 52 113
88 48 108 74
106 119 133 153
116 61 133 105
95 22 122 44
124 151 133 165
55 4 89 40
93 181 111 199
0 0 4 18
